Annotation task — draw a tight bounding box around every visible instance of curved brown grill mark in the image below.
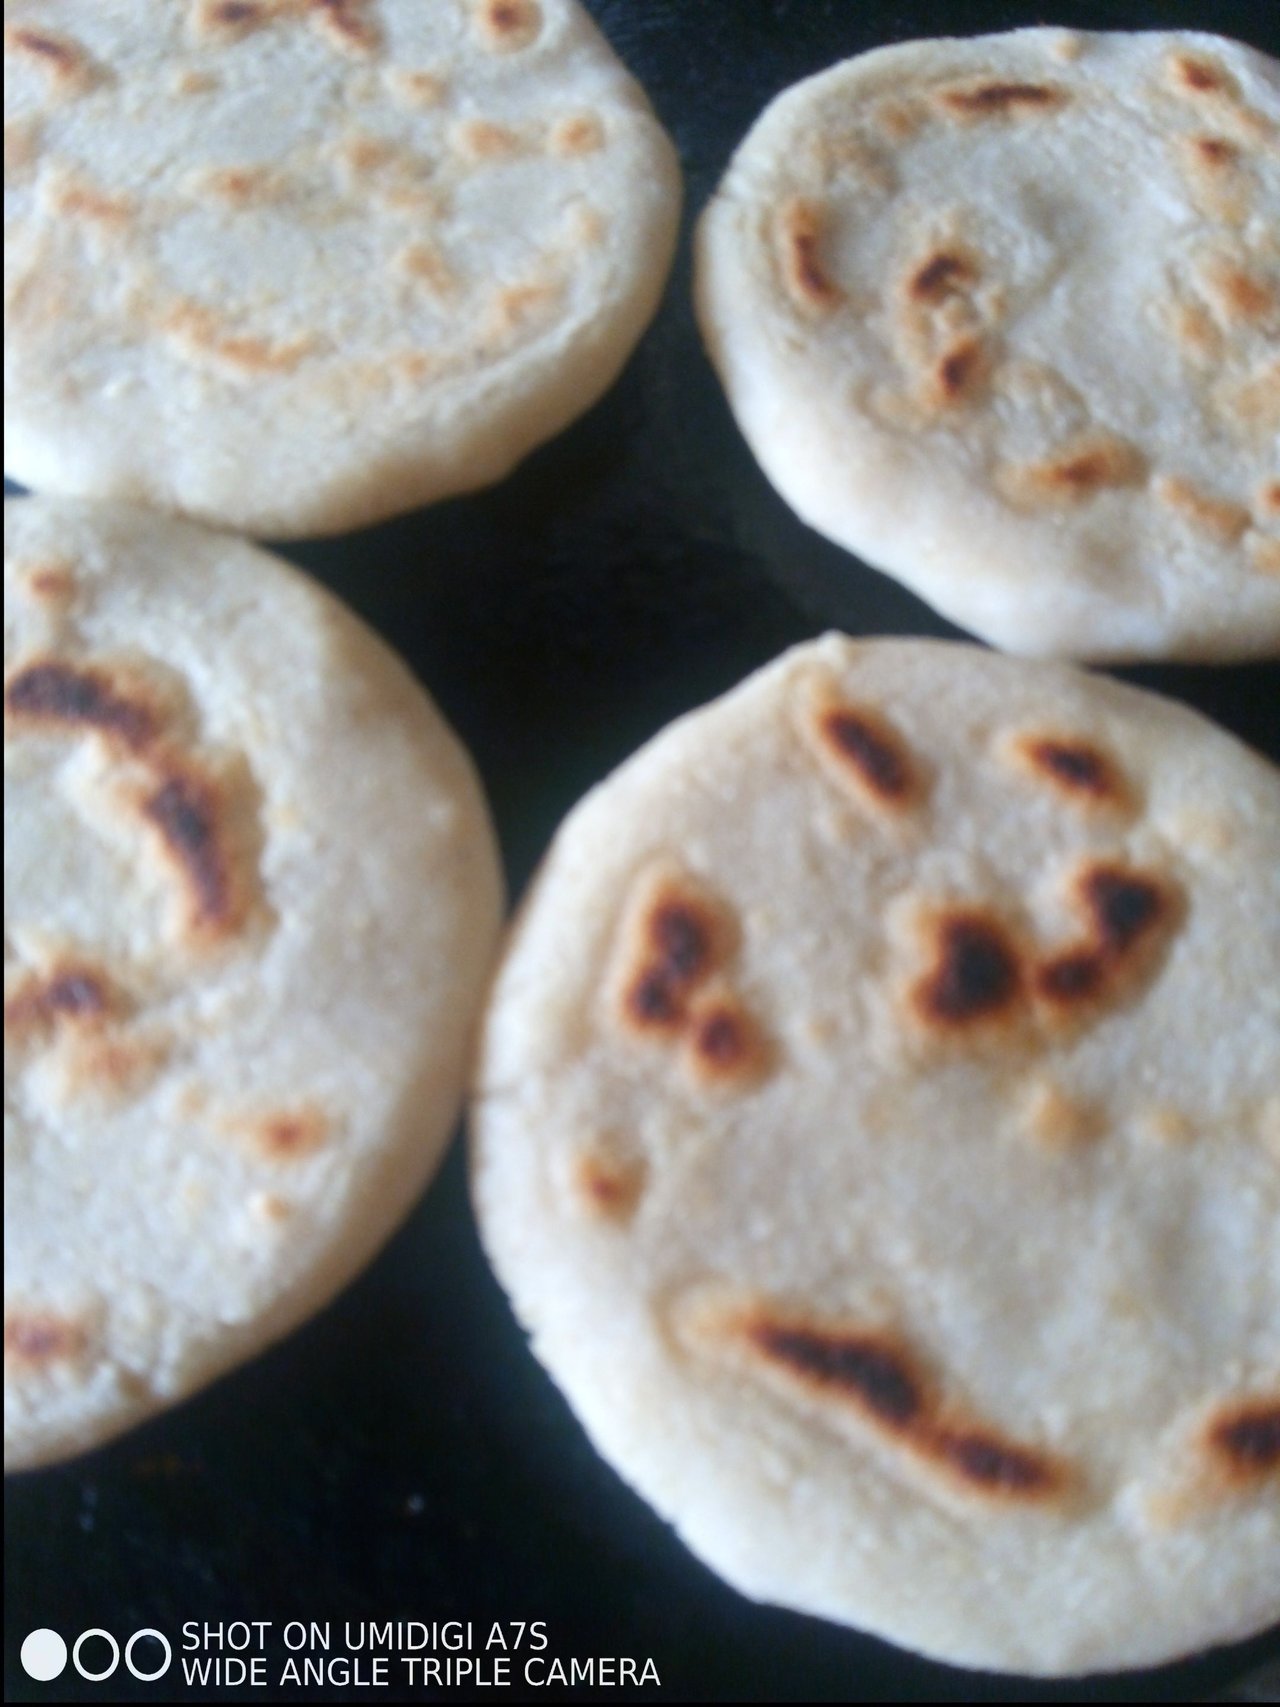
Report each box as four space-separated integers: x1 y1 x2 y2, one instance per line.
936 80 1067 120
5 659 159 751
907 249 978 304
912 911 1023 1030
141 769 239 939
705 1300 1070 1505
1205 1399 1280 1481
4 1310 87 1368
776 198 842 313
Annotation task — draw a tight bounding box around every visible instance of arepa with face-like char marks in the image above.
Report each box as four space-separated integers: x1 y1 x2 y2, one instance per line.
3 0 680 537
471 633 1280 1675
4 496 504 1470
695 30 1280 662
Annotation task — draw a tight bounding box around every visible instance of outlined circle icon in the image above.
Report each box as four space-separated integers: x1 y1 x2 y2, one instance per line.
72 1628 119 1682
20 1630 67 1682
125 1629 172 1682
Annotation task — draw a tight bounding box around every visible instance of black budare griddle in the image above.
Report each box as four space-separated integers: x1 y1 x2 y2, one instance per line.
5 0 1279 1700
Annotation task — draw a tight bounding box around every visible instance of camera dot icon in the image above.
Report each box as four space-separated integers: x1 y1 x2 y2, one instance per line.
20 1629 67 1683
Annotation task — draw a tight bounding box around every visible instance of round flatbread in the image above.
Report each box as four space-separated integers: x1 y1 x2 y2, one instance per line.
3 0 680 537
472 634 1280 1676
4 496 504 1470
695 30 1280 662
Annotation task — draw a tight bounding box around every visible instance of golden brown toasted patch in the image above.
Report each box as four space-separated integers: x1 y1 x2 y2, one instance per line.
196 165 285 207
5 657 161 751
4 961 115 1045
776 197 843 314
475 0 542 52
162 300 317 376
1196 255 1277 329
453 118 521 161
683 990 772 1092
908 908 1025 1036
933 80 1068 122
1020 1077 1101 1151
799 692 922 814
4 1309 88 1370
1256 480 1280 522
994 432 1146 508
3 24 100 94
1152 474 1251 542
47 177 134 228
17 557 76 607
306 0 380 57
572 1146 646 1221
249 1104 330 1161
1176 133 1250 222
696 1298 1072 1505
1009 731 1133 813
395 243 455 295
550 112 605 157
1202 1397 1280 1485
1246 534 1280 576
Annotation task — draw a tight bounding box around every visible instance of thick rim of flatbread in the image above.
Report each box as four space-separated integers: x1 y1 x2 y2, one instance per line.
695 30 1280 662
3 0 681 537
4 496 504 1469
472 633 1280 1675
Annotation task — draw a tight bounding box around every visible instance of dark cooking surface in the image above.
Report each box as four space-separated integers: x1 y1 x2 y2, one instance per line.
5 0 1279 1700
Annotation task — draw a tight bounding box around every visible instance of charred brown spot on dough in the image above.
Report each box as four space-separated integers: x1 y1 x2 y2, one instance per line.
907 249 979 304
928 336 987 408
927 1426 1067 1498
3 25 98 90
1167 52 1239 101
995 433 1146 509
911 911 1023 1031
5 659 159 751
1034 948 1106 1009
1079 863 1173 958
1190 135 1240 169
1153 475 1250 542
748 1318 926 1429
815 704 919 808
253 1106 328 1160
935 80 1067 121
1257 481 1280 521
476 0 542 52
308 0 381 57
574 1151 646 1220
648 898 717 985
1014 734 1131 809
1204 1399 1280 1483
4 963 113 1043
684 993 771 1091
141 769 240 941
550 113 605 157
194 0 270 37
776 199 842 313
4 1310 87 1369
623 966 686 1034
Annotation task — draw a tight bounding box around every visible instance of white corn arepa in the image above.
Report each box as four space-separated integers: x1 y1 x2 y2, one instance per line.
4 496 504 1470
472 634 1280 1676
695 30 1280 662
3 0 680 537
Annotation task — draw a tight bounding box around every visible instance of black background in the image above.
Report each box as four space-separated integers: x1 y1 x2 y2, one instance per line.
6 1 1280 1701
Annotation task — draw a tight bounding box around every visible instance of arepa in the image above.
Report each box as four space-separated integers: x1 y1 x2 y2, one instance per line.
3 0 680 536
472 634 1280 1675
696 30 1280 661
4 497 503 1469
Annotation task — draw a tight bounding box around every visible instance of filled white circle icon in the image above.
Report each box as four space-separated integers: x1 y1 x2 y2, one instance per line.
20 1629 67 1682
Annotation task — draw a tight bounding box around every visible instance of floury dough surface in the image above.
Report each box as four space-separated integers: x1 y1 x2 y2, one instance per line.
4 497 504 1469
473 634 1280 1675
696 30 1280 661
3 0 681 535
